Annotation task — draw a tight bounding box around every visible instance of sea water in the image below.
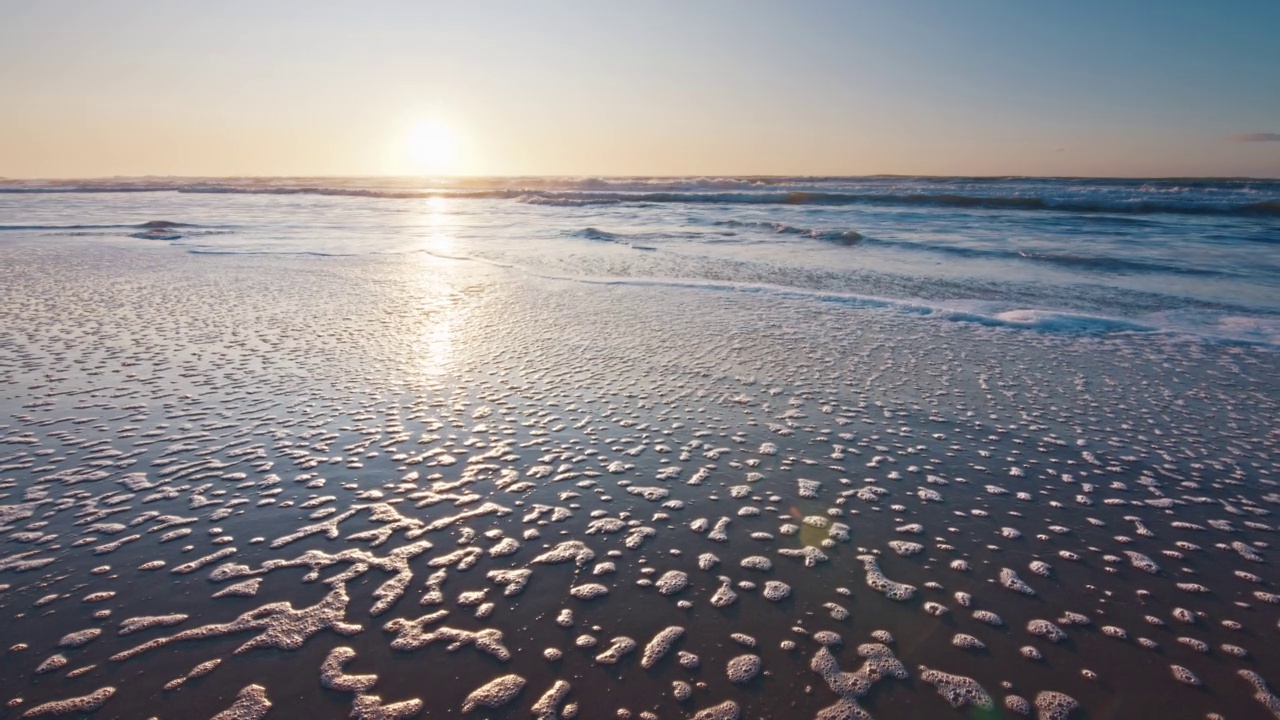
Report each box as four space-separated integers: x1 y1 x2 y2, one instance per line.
3 175 1278 344
0 176 1278 720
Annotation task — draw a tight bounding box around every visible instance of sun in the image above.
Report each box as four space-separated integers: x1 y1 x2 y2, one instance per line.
407 121 459 175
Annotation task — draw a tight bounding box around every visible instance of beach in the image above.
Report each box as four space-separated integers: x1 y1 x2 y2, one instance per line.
1 178 1279 719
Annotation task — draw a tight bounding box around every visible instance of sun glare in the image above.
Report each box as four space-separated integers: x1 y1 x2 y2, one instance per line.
407 121 459 175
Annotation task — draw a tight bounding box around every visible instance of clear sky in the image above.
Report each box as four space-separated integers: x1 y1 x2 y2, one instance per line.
2 0 1278 178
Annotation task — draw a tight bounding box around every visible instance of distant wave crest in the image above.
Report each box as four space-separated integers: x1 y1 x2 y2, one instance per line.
2 177 1278 217
0 219 203 232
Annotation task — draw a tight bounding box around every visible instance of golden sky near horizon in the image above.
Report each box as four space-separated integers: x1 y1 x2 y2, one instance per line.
2 2 1278 178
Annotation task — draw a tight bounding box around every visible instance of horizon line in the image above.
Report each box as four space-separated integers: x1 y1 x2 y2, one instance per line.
4 173 1279 182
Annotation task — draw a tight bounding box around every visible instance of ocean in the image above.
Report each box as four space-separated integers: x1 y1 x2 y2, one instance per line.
0 176 1277 720
3 175 1279 344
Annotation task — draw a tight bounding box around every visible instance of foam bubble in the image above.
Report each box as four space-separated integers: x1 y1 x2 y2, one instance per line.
383 613 511 660
824 602 851 620
856 555 916 600
1005 695 1032 715
34 655 67 675
1027 620 1067 643
641 626 685 669
887 541 923 557
487 568 531 597
569 583 610 600
779 546 829 567
20 688 113 718
999 568 1037 596
461 674 525 713
594 636 637 665
1033 691 1080 720
973 610 1003 626
349 693 423 720
533 541 595 567
726 654 762 683
320 647 378 692
919 666 992 710
118 614 188 635
1123 551 1161 574
1170 665 1201 686
711 579 738 608
531 680 571 720
1237 670 1280 718
57 629 100 648
691 700 741 720
657 571 689 595
672 681 693 702
210 685 271 720
762 581 791 601
812 631 841 647
924 602 949 617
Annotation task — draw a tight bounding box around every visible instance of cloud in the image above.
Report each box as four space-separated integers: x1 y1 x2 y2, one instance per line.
1228 133 1280 143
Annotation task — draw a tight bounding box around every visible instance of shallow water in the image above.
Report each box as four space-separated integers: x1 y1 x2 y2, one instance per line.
2 176 1279 344
0 187 1278 719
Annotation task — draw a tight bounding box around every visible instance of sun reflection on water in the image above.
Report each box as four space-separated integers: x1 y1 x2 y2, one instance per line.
416 195 455 255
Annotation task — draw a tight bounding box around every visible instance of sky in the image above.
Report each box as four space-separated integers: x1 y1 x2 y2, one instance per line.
2 0 1278 178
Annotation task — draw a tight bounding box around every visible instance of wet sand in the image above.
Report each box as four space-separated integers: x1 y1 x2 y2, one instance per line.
1 241 1277 719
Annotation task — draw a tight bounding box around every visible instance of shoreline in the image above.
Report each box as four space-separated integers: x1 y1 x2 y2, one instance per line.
1 240 1276 718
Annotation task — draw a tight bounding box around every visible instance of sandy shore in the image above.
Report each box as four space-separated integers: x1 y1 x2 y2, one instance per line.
1 241 1277 719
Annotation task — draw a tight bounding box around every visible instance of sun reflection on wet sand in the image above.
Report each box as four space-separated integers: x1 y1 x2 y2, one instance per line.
406 198 467 376
409 263 466 377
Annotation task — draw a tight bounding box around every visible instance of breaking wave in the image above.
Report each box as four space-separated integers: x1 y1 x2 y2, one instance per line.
2 176 1278 217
